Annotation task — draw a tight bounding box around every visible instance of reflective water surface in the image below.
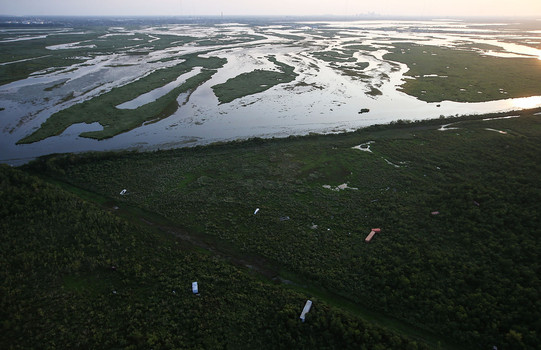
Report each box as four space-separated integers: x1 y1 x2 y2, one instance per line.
1 18 541 165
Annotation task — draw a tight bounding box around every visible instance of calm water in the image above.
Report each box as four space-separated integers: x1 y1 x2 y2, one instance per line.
1 18 541 165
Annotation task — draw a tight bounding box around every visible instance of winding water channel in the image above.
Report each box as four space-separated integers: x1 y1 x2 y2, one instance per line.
1 18 541 165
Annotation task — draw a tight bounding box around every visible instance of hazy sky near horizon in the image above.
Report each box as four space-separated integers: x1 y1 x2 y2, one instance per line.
1 0 540 18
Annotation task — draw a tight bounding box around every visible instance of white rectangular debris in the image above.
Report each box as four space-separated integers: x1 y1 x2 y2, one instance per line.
192 282 198 294
299 300 312 322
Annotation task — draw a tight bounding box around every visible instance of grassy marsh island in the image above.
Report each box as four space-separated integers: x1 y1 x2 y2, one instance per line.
3 18 541 156
212 55 298 104
384 43 541 102
17 55 226 143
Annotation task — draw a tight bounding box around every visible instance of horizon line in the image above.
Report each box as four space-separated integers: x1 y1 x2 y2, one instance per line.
1 14 540 19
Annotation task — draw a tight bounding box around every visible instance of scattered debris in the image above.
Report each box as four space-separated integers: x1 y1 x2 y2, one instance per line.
383 159 400 168
192 282 199 294
358 108 370 114
352 141 374 153
300 300 313 322
438 123 459 131
484 128 508 135
323 183 358 191
120 189 127 195
254 208 260 215
431 211 440 215
365 228 381 243
338 183 357 190
280 216 290 221
482 115 519 121
473 201 480 206
310 223 318 230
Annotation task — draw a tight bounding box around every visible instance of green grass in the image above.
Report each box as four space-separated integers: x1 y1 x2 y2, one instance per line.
0 30 102 85
343 44 380 52
17 54 226 143
212 55 298 104
384 43 541 102
312 50 358 63
311 48 370 79
195 33 267 46
0 28 196 86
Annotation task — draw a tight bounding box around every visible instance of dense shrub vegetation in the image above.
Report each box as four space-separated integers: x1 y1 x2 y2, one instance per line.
1 165 431 349
24 109 541 349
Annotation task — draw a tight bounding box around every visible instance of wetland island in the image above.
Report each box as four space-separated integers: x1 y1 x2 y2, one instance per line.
1 14 541 350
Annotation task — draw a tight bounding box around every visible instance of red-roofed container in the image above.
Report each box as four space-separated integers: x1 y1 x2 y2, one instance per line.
365 228 382 242
365 230 376 242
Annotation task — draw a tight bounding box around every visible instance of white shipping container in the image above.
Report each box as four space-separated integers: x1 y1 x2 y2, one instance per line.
300 300 312 322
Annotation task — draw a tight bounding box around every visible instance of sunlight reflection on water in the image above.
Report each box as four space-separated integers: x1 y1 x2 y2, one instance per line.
2 18 541 165
510 96 541 109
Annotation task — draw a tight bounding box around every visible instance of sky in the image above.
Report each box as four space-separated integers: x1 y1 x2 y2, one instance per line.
1 0 540 18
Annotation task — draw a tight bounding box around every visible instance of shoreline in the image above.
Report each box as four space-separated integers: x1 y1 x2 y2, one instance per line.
8 106 540 167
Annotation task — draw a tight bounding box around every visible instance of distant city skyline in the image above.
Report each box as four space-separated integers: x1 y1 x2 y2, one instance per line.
1 0 540 18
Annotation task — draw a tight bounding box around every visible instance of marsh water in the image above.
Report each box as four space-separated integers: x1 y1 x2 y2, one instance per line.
1 17 541 165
